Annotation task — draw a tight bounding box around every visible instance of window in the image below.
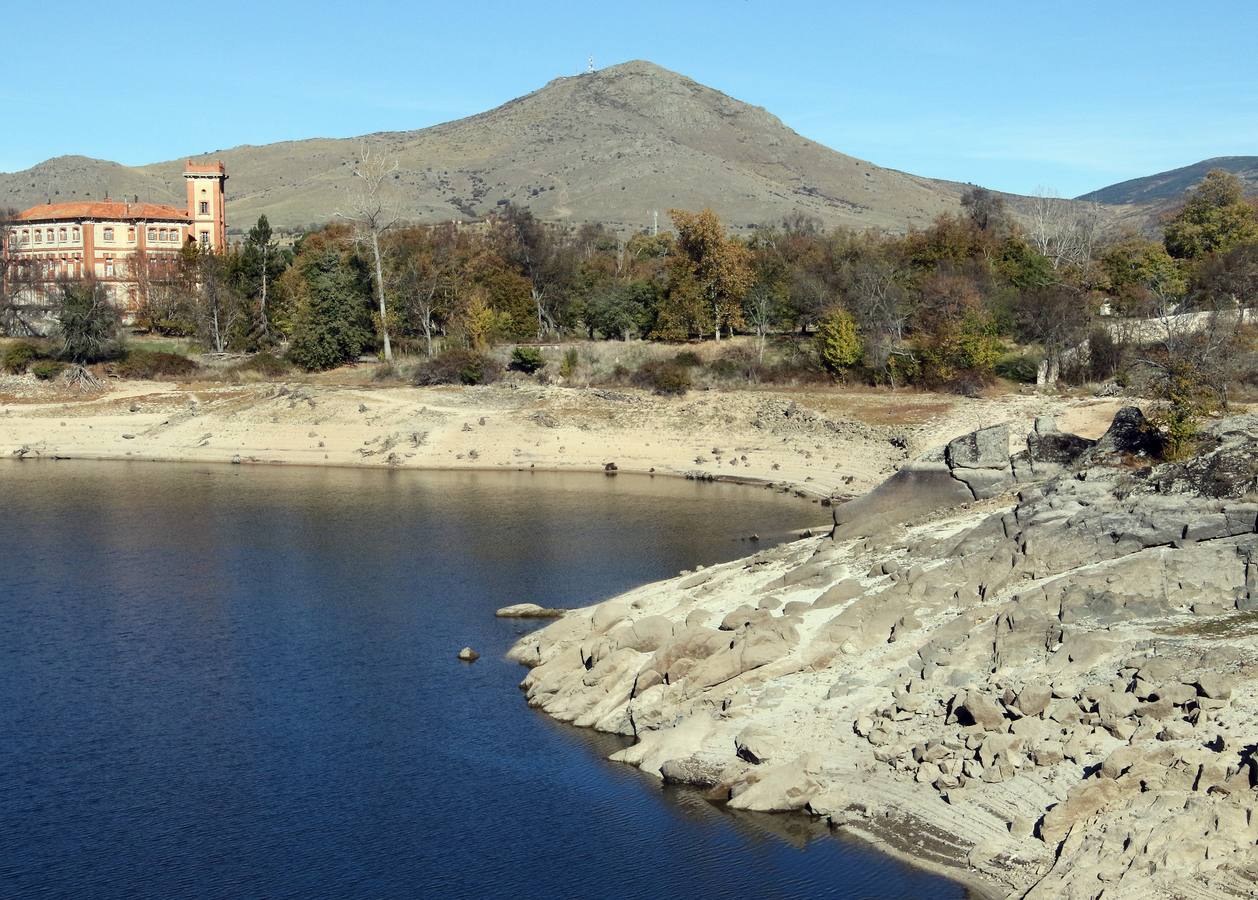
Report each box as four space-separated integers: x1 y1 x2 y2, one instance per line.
72 227 80 241
199 231 210 248
127 227 136 242
148 227 157 242
34 230 41 243
59 228 67 242
199 201 209 215
103 227 114 241
21 229 29 244
104 258 114 277
159 228 168 242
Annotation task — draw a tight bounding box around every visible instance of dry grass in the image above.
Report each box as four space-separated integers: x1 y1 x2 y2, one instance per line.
1160 611 1258 638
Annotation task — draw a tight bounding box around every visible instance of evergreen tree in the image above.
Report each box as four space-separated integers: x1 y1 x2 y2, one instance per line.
287 249 375 370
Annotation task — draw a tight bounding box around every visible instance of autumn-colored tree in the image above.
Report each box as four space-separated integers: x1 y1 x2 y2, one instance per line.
667 209 753 340
1163 170 1258 260
816 307 862 374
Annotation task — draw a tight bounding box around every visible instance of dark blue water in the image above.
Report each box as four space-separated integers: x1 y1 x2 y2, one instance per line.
0 461 964 899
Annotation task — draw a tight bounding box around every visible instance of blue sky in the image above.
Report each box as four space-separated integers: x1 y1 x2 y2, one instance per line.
2 1 1254 197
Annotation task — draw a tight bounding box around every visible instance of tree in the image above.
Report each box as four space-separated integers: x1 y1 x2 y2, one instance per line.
499 204 568 339
1029 190 1103 271
1100 236 1186 315
287 248 375 370
0 209 35 336
389 225 456 356
816 308 862 374
194 249 245 353
55 279 119 363
960 186 1008 234
1192 241 1258 310
587 283 652 341
340 144 400 362
1011 283 1095 385
239 215 287 345
668 209 753 340
1163 170 1258 260
842 255 908 380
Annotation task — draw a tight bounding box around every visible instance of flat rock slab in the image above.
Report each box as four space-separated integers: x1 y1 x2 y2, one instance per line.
496 603 567 618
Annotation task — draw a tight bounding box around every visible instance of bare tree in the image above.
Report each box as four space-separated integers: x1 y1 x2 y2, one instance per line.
340 143 400 363
196 252 242 353
742 282 776 362
845 257 908 383
1029 189 1102 271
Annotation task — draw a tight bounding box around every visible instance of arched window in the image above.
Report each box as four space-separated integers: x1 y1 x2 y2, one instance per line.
59 228 67 242
72 227 80 242
33 230 41 243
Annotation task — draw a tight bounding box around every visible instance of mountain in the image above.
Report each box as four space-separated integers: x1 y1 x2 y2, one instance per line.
1 61 1005 234
1078 156 1258 206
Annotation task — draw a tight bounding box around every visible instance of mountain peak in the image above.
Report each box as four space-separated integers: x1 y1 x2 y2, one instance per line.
1 62 976 232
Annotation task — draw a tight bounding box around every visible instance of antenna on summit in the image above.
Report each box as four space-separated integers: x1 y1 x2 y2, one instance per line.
586 56 595 74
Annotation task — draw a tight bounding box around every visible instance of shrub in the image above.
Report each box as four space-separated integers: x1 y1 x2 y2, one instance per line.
412 349 502 386
994 351 1040 384
706 346 759 381
671 350 703 368
2 341 46 374
231 352 292 378
509 346 546 374
31 360 67 381
816 309 863 374
113 349 198 379
559 347 580 379
632 359 692 396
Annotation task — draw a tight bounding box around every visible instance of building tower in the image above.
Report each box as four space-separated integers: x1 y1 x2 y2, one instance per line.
184 160 228 251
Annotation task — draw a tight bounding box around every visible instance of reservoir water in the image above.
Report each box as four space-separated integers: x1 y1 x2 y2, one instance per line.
0 461 964 899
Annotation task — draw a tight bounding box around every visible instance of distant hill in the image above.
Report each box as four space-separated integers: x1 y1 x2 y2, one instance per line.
1078 156 1258 205
1 61 1012 235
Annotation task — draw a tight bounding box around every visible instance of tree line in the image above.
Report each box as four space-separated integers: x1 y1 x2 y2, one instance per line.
3 168 1257 401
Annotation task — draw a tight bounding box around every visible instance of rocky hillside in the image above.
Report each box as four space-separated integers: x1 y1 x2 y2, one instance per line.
1 61 994 234
512 408 1258 898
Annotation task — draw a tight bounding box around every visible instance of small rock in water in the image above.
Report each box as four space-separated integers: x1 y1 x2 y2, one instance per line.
457 647 480 662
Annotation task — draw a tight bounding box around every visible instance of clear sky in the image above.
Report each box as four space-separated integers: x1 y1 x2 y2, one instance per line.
2 1 1254 197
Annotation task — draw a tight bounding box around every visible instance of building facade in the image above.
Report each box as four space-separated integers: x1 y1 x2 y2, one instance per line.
3 161 227 312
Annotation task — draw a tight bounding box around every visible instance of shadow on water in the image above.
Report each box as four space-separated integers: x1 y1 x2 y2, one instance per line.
0 460 966 900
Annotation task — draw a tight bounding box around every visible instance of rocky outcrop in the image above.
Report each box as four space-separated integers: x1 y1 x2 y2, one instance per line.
510 409 1258 898
834 416 1097 538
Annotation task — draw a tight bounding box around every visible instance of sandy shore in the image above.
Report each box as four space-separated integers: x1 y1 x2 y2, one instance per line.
0 374 1122 502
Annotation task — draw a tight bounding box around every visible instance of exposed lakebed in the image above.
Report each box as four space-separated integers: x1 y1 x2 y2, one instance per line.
0 461 964 898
